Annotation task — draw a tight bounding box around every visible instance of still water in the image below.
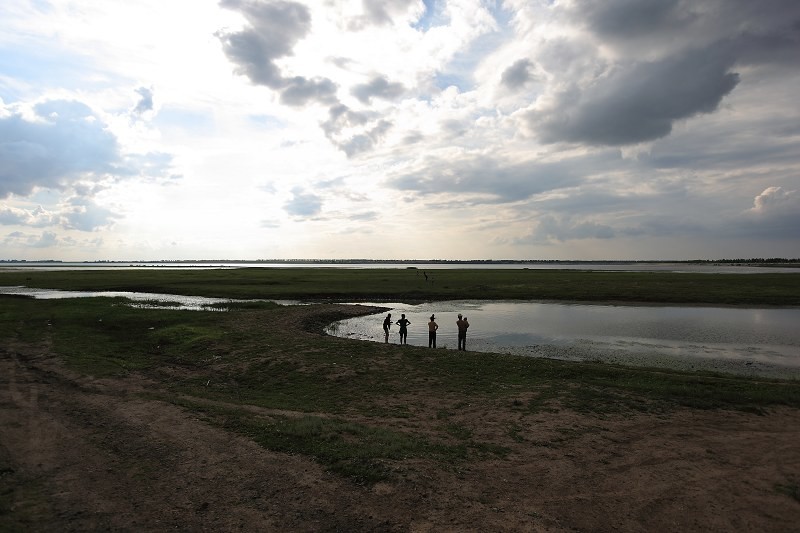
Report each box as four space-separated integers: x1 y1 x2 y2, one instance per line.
327 301 800 379
0 286 299 310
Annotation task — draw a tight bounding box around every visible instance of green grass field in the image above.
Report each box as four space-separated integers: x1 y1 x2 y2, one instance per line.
2 267 799 304
2 268 800 483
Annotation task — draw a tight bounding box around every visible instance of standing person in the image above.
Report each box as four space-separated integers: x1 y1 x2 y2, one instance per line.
456 313 470 351
396 314 411 345
383 313 392 343
428 314 438 348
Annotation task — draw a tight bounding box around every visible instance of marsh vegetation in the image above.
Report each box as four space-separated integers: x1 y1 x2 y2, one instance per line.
2 268 800 530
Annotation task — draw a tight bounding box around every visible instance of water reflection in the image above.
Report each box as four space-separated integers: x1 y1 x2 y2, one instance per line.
327 301 800 379
0 286 294 310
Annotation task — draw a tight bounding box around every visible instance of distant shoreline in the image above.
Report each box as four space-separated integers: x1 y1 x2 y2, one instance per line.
2 258 798 266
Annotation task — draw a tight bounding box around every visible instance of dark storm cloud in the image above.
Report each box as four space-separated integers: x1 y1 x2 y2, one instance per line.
575 0 800 51
578 0 695 40
351 76 405 104
530 46 739 146
218 0 339 106
528 0 800 147
500 59 533 90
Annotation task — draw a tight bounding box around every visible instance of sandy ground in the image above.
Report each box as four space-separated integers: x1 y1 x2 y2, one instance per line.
2 305 799 532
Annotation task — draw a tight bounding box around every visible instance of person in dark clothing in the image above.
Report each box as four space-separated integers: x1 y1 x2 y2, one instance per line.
383 313 392 343
456 313 470 351
396 314 411 345
428 314 438 348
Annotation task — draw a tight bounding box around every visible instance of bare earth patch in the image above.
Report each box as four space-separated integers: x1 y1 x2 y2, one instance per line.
2 304 799 531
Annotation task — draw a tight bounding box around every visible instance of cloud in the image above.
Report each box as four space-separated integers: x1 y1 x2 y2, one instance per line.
525 215 617 243
347 0 422 29
260 219 281 228
519 0 800 147
218 0 311 86
217 0 339 107
132 86 154 116
0 100 121 197
0 99 177 199
321 104 393 157
1 196 119 232
284 187 322 217
500 58 534 90
578 0 697 40
351 76 405 104
0 204 55 227
348 210 379 222
2 230 59 249
574 0 800 62
749 186 798 215
280 76 338 106
712 186 800 240
60 196 119 231
389 153 604 202
528 47 740 146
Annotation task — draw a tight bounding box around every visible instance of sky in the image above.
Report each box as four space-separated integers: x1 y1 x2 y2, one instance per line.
1 0 799 261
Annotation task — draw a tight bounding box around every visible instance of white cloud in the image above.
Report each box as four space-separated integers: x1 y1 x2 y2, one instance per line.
749 186 798 216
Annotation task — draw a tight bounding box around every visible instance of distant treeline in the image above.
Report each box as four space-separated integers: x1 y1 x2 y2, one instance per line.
687 258 800 264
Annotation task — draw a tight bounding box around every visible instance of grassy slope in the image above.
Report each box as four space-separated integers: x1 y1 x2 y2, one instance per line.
2 282 799 483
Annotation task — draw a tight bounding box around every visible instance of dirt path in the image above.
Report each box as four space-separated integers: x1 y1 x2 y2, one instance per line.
2 310 799 531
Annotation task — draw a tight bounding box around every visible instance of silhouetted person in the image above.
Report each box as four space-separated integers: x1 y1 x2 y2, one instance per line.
383 313 392 343
396 314 411 345
457 314 470 351
428 314 438 348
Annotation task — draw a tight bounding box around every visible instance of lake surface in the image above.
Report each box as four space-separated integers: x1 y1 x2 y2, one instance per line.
327 301 800 379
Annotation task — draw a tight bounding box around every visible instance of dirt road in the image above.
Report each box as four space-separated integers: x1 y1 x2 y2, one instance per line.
2 307 799 531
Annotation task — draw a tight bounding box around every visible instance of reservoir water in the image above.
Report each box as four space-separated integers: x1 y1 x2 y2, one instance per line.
327 301 800 379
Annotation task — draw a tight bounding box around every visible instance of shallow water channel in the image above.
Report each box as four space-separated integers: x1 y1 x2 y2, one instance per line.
327 301 800 379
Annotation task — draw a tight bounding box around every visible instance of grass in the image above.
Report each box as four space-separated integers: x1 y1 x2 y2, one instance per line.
2 267 799 305
2 267 800 483
775 480 800 502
